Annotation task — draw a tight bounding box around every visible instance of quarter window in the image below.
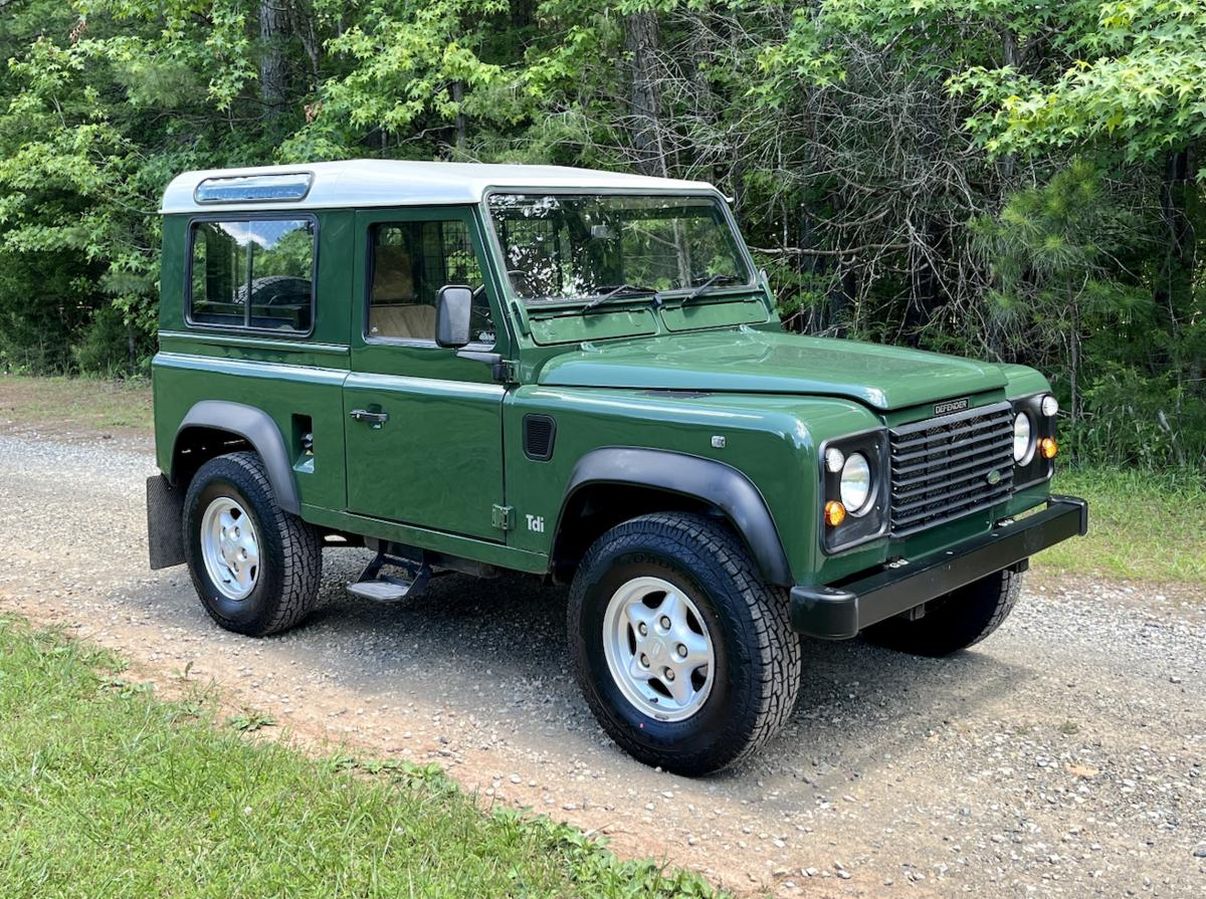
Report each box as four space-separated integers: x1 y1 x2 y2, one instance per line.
368 219 493 343
189 219 314 333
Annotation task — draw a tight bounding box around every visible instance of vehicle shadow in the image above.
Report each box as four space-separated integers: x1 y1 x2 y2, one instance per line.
132 548 1035 784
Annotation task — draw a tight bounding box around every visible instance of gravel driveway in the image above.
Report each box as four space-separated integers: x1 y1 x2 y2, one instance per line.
1 429 1203 897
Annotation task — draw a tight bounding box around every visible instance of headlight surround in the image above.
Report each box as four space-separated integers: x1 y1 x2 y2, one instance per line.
819 431 889 553
839 452 872 515
1012 411 1034 465
1011 393 1058 489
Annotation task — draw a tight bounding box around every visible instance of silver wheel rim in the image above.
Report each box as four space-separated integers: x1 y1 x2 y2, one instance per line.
602 576 715 722
200 497 261 601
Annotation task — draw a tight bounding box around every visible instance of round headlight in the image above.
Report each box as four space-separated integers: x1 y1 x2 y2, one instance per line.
1041 395 1059 417
840 452 872 515
1012 412 1034 464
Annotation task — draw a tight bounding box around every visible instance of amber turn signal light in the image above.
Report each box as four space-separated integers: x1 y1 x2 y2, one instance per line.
824 500 847 527
1039 437 1058 460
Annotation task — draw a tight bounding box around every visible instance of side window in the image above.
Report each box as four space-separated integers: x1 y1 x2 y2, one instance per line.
189 219 314 333
368 219 493 343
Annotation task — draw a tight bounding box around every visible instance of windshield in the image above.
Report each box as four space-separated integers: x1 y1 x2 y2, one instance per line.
487 193 753 304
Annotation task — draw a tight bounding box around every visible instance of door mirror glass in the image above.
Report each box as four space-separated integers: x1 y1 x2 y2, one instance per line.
435 285 474 348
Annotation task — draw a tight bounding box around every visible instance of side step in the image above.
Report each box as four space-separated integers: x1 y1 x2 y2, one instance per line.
347 553 431 603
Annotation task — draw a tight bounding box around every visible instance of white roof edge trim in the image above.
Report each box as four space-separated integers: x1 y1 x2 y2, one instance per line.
160 159 721 214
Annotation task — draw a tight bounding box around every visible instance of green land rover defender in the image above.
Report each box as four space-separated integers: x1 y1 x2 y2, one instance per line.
147 161 1088 775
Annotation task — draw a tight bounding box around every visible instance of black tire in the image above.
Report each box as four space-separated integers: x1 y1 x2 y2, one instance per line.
863 567 1023 657
183 451 322 637
567 513 802 776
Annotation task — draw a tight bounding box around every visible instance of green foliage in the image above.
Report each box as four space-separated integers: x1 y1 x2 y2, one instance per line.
1034 465 1206 582
0 0 1199 468
71 305 142 376
0 616 723 896
952 1 1206 165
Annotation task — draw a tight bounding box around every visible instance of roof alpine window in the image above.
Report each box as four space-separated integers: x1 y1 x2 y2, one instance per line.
195 173 313 204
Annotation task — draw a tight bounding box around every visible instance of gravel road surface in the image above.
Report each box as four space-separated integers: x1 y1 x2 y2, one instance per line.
1 429 1203 896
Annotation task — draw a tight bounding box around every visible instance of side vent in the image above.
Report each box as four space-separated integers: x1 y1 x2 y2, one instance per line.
523 414 557 462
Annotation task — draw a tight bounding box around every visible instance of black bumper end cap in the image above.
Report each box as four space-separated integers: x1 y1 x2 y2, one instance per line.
790 585 859 640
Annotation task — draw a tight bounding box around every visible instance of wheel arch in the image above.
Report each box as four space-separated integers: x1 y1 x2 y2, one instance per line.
551 448 793 587
170 401 300 514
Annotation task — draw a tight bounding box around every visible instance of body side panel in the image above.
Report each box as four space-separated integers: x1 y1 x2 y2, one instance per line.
154 353 349 512
502 386 881 585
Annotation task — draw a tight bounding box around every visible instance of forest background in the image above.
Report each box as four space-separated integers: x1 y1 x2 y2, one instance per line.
0 0 1202 470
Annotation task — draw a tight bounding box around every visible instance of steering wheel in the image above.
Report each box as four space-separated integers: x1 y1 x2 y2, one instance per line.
506 268 538 296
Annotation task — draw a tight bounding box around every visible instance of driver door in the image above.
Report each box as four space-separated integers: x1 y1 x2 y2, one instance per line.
343 206 505 540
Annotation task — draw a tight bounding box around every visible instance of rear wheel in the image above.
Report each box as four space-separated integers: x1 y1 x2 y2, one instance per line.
568 513 801 775
183 452 322 637
863 567 1023 657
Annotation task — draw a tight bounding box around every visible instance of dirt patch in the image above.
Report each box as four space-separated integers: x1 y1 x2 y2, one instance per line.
0 374 152 450
1 431 1203 896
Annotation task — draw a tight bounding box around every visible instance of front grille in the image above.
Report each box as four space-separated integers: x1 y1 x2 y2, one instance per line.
889 402 1014 536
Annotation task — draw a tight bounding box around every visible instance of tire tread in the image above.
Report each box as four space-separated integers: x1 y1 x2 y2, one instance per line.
184 451 322 636
570 512 801 774
865 567 1023 657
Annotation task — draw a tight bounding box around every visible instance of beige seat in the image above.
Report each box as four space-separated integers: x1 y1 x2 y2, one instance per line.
369 304 437 340
369 242 436 340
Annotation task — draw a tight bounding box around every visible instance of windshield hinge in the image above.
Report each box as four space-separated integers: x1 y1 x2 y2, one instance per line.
491 504 515 531
496 359 519 383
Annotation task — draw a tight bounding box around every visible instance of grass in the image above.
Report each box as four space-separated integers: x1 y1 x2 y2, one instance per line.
1035 466 1206 583
1 373 1200 584
0 374 151 433
0 618 718 899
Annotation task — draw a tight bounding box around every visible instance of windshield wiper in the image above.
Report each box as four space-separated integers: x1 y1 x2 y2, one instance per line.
582 284 661 312
677 273 745 304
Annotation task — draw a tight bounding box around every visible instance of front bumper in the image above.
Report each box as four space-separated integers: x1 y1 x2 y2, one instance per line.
790 495 1088 640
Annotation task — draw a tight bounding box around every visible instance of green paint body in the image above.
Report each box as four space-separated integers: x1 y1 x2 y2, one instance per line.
153 201 1057 590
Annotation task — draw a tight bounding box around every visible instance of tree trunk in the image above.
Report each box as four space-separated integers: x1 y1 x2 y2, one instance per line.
1157 148 1196 322
260 1 290 126
291 1 323 87
624 11 667 177
1156 147 1201 401
451 80 466 152
1069 289 1080 428
997 28 1019 182
510 0 534 31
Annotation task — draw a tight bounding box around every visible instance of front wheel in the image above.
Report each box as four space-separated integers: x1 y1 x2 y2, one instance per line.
568 513 802 775
863 567 1023 657
183 452 322 637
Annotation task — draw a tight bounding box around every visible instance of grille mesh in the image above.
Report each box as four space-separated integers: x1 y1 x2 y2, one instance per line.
889 402 1014 536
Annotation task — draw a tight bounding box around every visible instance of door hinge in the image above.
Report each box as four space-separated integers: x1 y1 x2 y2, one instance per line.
491 504 515 531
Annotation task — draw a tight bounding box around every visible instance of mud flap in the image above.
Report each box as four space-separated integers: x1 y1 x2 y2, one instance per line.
147 474 185 569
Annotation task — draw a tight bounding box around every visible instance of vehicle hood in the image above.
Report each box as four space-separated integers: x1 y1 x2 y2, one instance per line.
536 330 1008 411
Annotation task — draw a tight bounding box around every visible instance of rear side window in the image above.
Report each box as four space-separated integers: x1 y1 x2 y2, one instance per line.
189 219 315 333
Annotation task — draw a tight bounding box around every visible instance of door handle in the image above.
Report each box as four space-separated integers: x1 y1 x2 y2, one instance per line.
349 408 389 427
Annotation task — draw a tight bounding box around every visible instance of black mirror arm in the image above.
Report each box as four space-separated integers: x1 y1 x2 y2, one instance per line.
456 349 517 384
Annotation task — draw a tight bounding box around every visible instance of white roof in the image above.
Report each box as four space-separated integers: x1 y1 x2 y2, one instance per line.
160 159 719 214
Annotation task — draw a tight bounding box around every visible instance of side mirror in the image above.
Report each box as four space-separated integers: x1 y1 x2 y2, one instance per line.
435 284 473 348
